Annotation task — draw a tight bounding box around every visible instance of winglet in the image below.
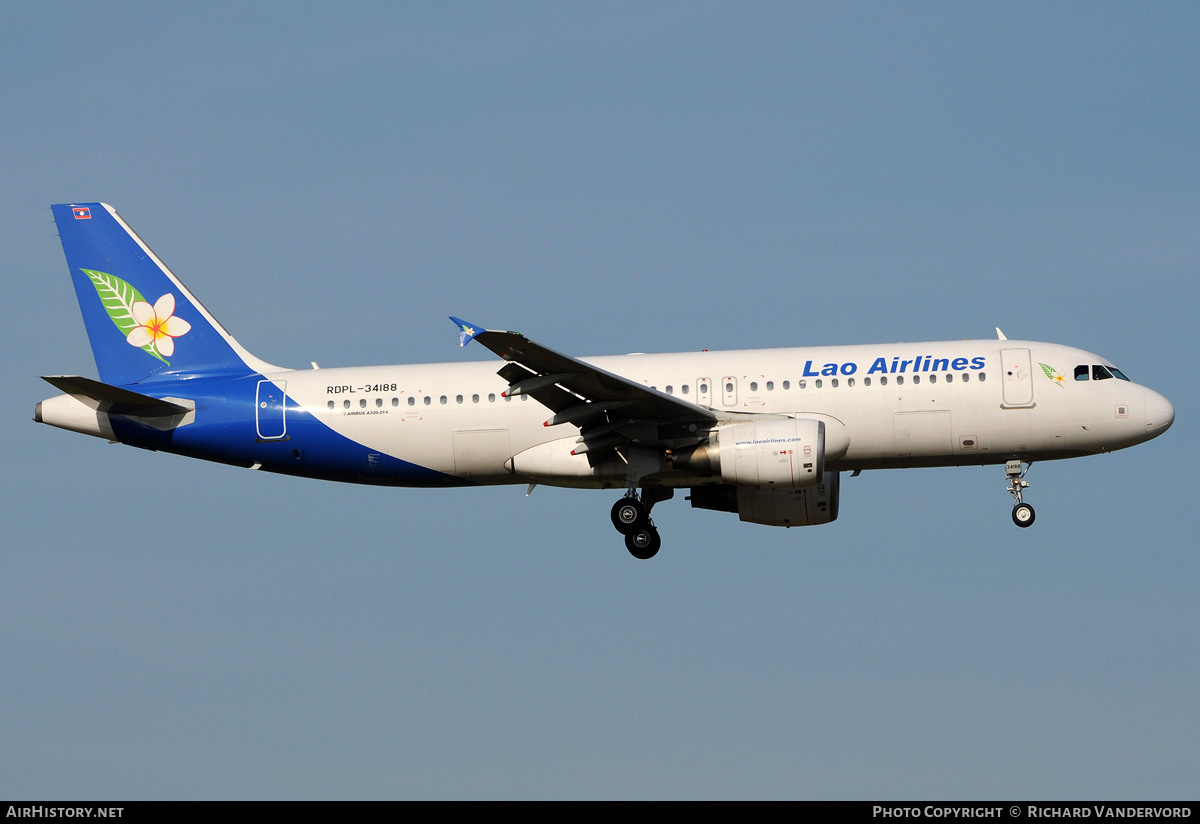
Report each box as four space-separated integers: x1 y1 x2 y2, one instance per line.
996 327 1008 341
449 316 484 348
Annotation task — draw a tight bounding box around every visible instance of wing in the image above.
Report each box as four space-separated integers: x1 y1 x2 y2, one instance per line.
450 317 717 457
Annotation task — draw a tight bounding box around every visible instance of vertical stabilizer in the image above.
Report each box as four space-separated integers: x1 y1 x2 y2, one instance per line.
51 203 282 385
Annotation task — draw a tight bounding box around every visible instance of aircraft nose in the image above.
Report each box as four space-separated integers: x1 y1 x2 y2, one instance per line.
1144 388 1174 438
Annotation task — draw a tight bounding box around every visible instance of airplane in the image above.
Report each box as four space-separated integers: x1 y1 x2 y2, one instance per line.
36 202 1175 559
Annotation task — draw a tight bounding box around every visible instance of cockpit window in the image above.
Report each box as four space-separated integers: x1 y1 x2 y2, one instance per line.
1076 363 1128 381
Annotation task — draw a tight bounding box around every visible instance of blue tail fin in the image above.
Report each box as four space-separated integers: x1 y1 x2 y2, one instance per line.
52 203 281 386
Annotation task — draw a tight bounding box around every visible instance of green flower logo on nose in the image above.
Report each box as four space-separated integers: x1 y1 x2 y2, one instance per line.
1038 362 1065 387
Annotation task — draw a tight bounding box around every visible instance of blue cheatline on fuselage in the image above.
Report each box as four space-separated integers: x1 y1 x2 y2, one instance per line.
107 374 468 487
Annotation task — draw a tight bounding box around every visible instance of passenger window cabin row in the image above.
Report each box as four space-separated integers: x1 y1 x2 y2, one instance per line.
323 368 995 411
328 393 533 410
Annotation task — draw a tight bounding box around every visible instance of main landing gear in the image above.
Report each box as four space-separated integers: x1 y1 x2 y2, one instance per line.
610 488 670 559
1005 459 1035 528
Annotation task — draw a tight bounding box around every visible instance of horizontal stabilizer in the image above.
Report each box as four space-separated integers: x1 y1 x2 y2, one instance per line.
41 375 189 417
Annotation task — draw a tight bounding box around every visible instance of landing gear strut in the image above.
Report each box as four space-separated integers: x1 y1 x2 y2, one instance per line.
610 488 670 559
1005 460 1035 528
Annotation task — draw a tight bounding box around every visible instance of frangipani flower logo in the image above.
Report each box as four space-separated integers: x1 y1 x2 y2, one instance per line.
126 294 192 358
1039 362 1066 387
82 269 191 364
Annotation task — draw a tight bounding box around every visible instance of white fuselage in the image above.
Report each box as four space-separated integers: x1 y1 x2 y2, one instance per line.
273 338 1171 487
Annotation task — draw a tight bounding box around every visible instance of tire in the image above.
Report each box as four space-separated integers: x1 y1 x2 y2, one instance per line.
1012 502 1036 528
611 498 648 535
625 526 661 560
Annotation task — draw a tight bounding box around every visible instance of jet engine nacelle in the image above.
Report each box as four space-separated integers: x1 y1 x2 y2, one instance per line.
670 416 848 489
688 471 841 527
715 417 826 489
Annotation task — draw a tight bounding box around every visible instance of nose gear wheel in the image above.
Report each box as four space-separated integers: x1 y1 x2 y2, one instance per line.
1005 460 1035 528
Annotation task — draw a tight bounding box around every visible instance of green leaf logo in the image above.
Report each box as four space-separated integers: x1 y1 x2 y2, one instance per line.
1038 362 1066 387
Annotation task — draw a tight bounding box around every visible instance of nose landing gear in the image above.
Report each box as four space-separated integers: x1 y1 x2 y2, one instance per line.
1006 460 1035 528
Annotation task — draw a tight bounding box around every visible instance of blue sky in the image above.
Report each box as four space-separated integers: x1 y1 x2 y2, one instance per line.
2 2 1196 799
